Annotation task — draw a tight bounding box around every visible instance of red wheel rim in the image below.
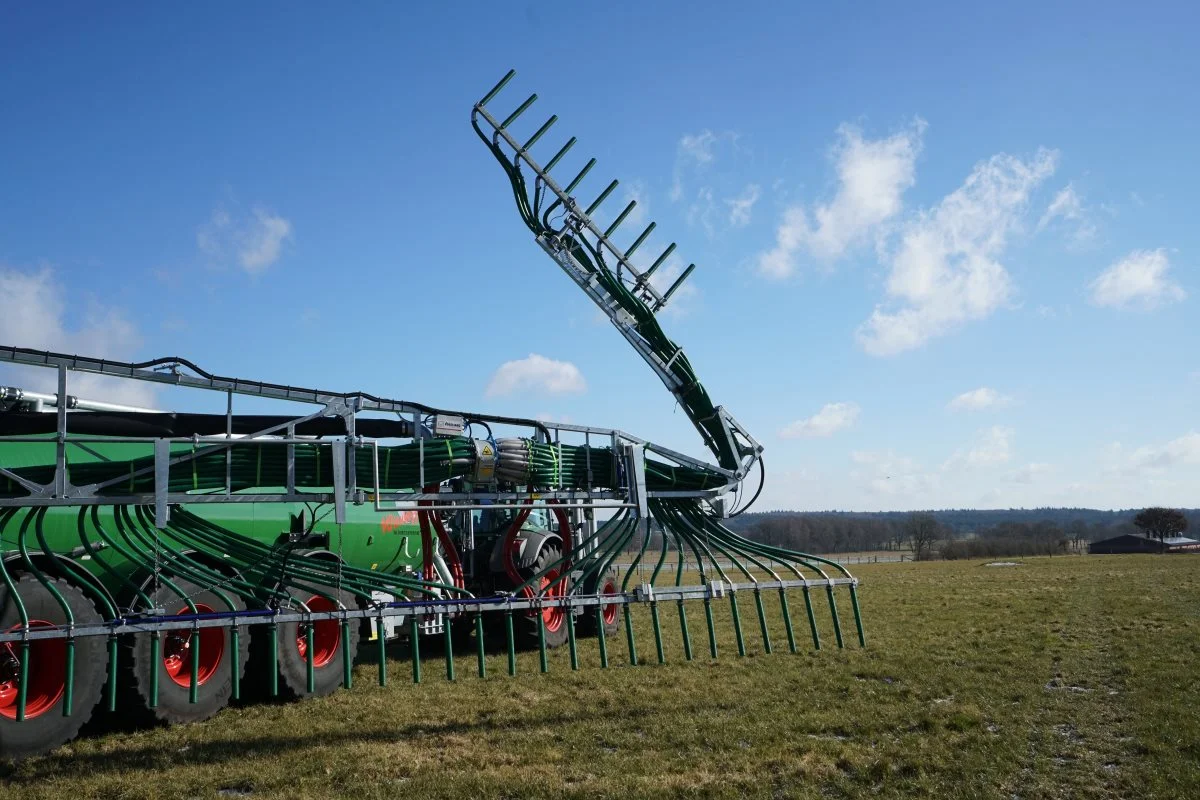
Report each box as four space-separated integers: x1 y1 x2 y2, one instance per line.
162 603 225 688
539 569 564 633
0 621 67 720
296 595 340 668
601 579 618 625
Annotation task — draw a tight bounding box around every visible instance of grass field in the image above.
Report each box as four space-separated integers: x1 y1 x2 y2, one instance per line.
3 555 1198 799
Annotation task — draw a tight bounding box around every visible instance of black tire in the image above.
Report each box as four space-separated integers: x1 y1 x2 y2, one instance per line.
519 544 570 649
248 582 359 700
576 566 621 639
0 574 108 761
126 576 250 726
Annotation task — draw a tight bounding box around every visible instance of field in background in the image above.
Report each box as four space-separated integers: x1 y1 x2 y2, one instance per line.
3 556 1197 799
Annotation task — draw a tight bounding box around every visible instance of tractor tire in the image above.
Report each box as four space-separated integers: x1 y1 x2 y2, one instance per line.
576 566 621 639
249 583 359 700
520 544 570 649
126 576 250 726
0 574 108 761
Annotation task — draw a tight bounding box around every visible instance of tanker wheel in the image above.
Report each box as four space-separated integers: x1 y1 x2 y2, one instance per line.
249 583 359 700
520 544 570 649
576 566 621 639
127 576 250 726
0 574 108 761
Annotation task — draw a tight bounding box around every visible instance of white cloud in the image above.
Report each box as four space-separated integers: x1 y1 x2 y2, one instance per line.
947 387 1012 412
779 402 860 439
485 354 586 397
1128 432 1200 471
757 119 925 278
857 148 1058 356
198 207 293 274
1088 248 1186 310
1038 183 1096 244
0 265 155 408
725 184 760 227
945 425 1014 468
685 187 717 238
850 449 938 498
671 130 732 202
1007 462 1051 484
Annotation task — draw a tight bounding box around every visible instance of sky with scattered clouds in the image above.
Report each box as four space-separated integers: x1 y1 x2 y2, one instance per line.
1 3 1197 511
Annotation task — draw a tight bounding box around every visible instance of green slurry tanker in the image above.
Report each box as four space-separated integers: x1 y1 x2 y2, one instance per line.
0 71 864 761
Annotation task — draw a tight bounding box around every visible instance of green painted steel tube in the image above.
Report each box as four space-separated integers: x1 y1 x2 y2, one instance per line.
443 620 455 682
563 158 596 194
730 593 746 657
342 620 353 689
704 598 718 659
827 585 845 649
536 610 548 674
149 632 161 707
643 242 676 282
16 641 29 721
504 610 516 677
268 623 279 696
474 613 486 679
409 615 422 684
585 180 619 215
230 626 241 700
803 586 821 650
522 114 557 151
543 136 576 174
678 601 693 661
106 635 118 712
604 200 637 237
499 93 537 130
754 590 772 654
377 617 388 687
596 606 609 668
62 637 74 717
650 602 665 664
850 585 866 648
779 590 798 654
625 222 655 260
190 625 201 704
566 606 579 670
478 69 515 107
624 605 638 666
305 623 315 693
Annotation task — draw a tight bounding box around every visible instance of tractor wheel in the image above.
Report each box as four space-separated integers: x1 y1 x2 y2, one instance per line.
127 576 250 726
250 583 359 700
520 544 570 649
577 566 621 639
0 574 108 761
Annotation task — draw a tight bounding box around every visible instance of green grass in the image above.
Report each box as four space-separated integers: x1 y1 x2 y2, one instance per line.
3 555 1198 799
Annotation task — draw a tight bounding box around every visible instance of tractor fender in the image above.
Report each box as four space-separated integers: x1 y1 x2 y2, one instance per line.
487 529 562 575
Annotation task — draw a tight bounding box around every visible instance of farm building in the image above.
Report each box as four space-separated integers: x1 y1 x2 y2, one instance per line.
1089 534 1200 554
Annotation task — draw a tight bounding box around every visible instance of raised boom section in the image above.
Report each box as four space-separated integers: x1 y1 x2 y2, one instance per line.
471 70 762 484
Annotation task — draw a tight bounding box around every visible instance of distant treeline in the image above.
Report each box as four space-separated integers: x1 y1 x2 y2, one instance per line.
724 508 1200 557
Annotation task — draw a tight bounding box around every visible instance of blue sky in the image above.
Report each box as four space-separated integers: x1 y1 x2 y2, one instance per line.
1 2 1197 511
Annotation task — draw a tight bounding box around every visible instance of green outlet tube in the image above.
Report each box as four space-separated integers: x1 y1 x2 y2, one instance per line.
522 115 557 151
16 641 29 721
543 136 576 174
62 637 75 717
604 200 637 237
190 626 201 704
563 158 596 195
585 180 619 216
268 624 279 696
107 635 118 711
779 590 798 654
624 605 638 666
566 607 579 670
536 610 549 674
499 93 537 130
643 243 676 282
803 586 821 650
754 590 772 654
730 593 746 657
474 613 486 679
678 601 693 661
704 598 718 659
374 618 388 690
504 611 516 676
849 585 866 648
650 602 665 664
342 620 353 689
659 263 696 307
827 585 845 649
443 620 455 682
409 615 422 684
230 626 241 700
478 69 515 107
625 222 656 260
149 632 161 708
305 623 315 693
596 606 609 668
